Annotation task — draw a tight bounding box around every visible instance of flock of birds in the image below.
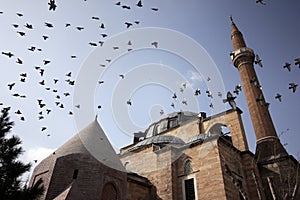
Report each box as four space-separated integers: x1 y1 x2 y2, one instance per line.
0 0 298 150
0 0 160 138
254 53 299 102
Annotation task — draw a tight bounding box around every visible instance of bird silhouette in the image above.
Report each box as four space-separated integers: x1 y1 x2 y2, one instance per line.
151 41 158 48
151 7 159 11
121 5 131 9
182 99 188 105
17 31 26 36
92 16 100 20
172 93 177 100
256 93 264 106
127 99 132 106
171 102 175 108
125 22 133 28
42 35 49 40
283 62 291 72
256 0 266 5
89 42 97 46
45 22 54 28
294 58 300 67
16 13 23 17
209 103 214 109
119 74 124 79
41 127 47 131
136 0 143 7
28 46 36 51
275 93 282 102
194 88 201 96
206 90 213 98
254 54 263 67
289 83 298 93
16 58 23 64
160 109 164 115
48 0 57 11
223 91 237 110
8 83 15 90
2 51 14 58
76 26 84 31
24 23 33 29
43 60 50 65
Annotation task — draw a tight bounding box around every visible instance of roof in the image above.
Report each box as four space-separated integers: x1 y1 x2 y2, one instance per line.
55 117 125 172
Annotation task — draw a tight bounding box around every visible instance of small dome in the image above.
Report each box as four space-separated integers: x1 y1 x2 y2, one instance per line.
145 111 199 138
133 135 185 149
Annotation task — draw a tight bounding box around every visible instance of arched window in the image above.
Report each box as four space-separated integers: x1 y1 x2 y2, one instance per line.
184 160 193 175
101 182 118 200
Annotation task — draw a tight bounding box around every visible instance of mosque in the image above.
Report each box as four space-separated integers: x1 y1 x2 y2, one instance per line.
29 20 300 200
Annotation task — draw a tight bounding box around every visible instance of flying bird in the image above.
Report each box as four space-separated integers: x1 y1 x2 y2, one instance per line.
151 41 158 48
16 13 23 17
119 74 124 79
16 58 23 64
151 7 159 11
172 93 177 100
283 62 291 72
41 127 47 131
182 99 188 105
194 88 201 96
92 16 100 20
206 90 213 98
160 109 164 115
121 5 131 9
127 99 132 106
171 102 175 108
45 22 53 28
42 35 49 40
48 0 57 11
100 23 105 29
2 51 14 58
223 91 237 110
125 22 133 28
289 83 298 93
136 0 143 7
76 26 84 31
275 93 282 102
24 23 33 29
294 58 300 67
256 0 266 5
17 31 26 36
254 54 263 67
8 83 15 90
43 60 50 65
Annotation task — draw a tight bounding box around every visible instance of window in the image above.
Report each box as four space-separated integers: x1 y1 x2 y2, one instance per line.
184 178 195 200
101 182 118 200
72 169 78 179
184 160 193 175
168 117 178 128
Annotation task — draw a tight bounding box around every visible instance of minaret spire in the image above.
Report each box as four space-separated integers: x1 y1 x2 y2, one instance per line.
230 18 287 161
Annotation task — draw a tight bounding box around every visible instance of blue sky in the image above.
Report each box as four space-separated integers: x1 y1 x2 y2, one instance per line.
0 0 299 178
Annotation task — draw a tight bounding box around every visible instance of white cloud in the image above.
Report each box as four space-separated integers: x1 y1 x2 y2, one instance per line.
24 146 55 164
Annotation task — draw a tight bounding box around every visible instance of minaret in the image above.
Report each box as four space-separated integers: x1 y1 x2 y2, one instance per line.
230 17 288 162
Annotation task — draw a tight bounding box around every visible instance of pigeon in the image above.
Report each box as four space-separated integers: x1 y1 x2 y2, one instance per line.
121 5 131 9
256 93 264 106
182 99 188 105
256 0 266 5
289 83 298 93
294 58 300 67
171 102 175 108
283 62 291 72
12 24 19 28
160 109 164 115
8 83 15 90
206 90 213 98
136 0 143 7
2 51 14 58
76 26 84 31
17 31 26 36
45 22 54 28
41 127 47 131
43 60 51 65
92 16 100 20
28 46 36 51
24 23 33 29
194 88 201 96
127 99 132 106
172 93 177 100
42 35 49 40
16 58 23 64
48 0 57 11
254 54 263 67
275 93 282 102
151 7 159 11
223 91 237 110
100 23 105 29
125 22 133 28
119 74 124 79
89 42 97 46
16 13 23 17
209 103 214 109
151 41 158 48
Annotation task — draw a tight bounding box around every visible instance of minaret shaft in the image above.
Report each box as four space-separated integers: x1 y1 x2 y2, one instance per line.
230 20 288 160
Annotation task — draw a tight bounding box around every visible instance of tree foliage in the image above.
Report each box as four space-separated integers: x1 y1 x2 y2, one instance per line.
0 107 44 200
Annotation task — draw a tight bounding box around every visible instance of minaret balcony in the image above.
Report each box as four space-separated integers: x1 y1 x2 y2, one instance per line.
231 47 255 68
